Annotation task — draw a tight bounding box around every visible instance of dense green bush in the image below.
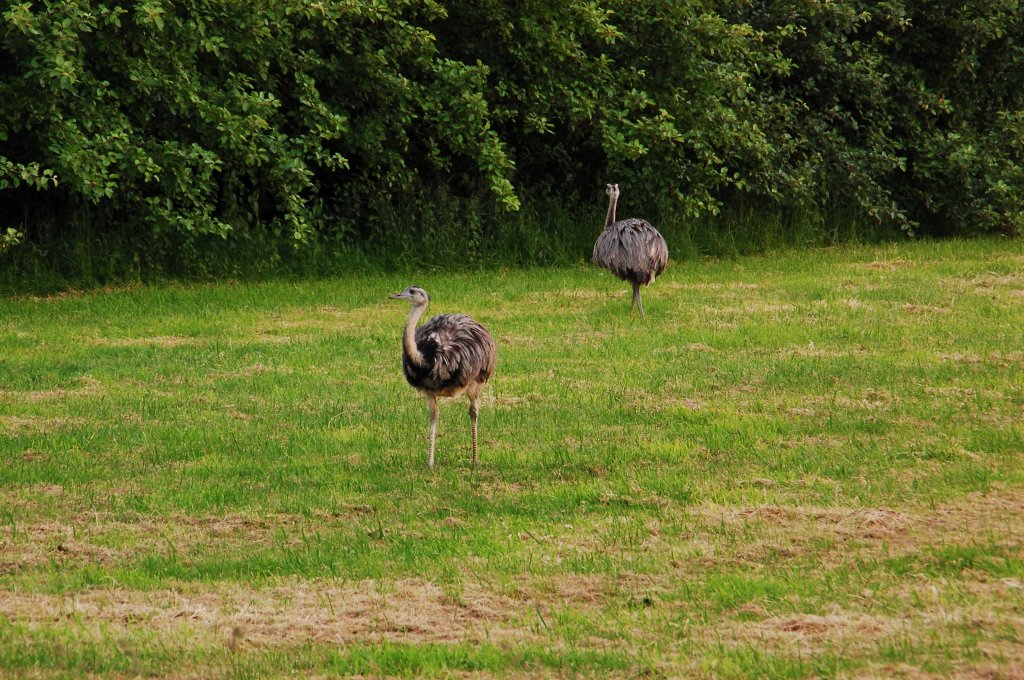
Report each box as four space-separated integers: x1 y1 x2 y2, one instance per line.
742 0 1024 235
1 1 1021 283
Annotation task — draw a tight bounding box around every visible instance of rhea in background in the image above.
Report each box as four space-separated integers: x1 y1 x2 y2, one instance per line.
593 183 669 318
389 286 497 469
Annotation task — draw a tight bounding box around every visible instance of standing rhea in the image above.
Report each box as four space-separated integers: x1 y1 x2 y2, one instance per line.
593 183 668 318
389 286 497 469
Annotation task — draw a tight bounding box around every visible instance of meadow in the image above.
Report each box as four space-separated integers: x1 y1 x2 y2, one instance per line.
1 239 1022 678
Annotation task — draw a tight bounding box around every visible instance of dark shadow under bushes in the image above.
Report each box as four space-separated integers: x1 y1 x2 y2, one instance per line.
347 186 897 274
361 189 597 271
0 191 898 295
659 200 893 261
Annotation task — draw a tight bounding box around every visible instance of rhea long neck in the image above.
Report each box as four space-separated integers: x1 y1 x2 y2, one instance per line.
403 301 428 367
604 193 618 228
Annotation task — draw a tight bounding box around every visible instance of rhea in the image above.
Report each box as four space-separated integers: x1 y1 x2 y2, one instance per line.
389 286 497 469
592 183 668 318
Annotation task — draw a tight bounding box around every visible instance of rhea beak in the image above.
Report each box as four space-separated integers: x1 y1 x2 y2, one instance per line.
389 292 406 300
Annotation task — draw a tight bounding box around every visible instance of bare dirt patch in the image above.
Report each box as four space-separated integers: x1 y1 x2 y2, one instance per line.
715 580 1024 675
474 479 529 501
677 485 1024 575
0 415 89 434
0 375 105 403
562 331 612 347
922 385 1009 401
807 388 900 413
494 392 544 407
561 288 607 300
252 332 313 345
711 302 796 316
656 281 723 292
844 297 873 310
936 350 1023 366
970 272 1024 289
497 333 544 350
899 303 951 315
718 504 910 542
255 305 383 340
942 271 1024 304
0 578 529 648
862 258 912 271
0 511 378 571
777 343 873 359
729 610 895 655
916 486 1024 541
650 342 717 357
218 363 295 378
92 335 202 348
779 435 847 450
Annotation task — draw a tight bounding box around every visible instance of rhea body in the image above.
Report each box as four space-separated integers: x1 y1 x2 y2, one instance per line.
389 286 496 468
592 183 668 318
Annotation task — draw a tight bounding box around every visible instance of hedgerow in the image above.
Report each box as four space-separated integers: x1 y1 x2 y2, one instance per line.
1 1 1020 280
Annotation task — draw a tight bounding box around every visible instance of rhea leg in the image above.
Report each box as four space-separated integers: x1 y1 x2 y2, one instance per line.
468 389 481 466
636 285 646 319
630 282 640 318
427 394 438 469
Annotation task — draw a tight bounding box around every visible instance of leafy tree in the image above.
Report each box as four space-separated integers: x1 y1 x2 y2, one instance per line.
1 0 1020 281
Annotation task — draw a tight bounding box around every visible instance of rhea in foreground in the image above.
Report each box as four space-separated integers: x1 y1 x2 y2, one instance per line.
593 183 668 318
389 286 497 469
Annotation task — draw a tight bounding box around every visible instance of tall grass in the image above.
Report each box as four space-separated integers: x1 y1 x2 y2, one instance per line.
1 195 896 294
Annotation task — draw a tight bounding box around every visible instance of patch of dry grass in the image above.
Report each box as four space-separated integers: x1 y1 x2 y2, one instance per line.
0 578 526 649
92 335 203 348
0 415 89 435
2 240 1022 677
0 376 105 403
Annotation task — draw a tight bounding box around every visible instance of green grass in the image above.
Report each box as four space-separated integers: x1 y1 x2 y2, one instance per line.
2 238 1022 677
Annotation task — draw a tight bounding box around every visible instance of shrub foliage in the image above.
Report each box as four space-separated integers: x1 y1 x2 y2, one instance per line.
1 1 1021 275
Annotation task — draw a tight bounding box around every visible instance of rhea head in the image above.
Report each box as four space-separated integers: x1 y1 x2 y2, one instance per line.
389 286 430 305
605 183 620 199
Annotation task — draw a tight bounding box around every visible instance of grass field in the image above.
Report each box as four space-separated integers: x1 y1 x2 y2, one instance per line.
2 239 1022 678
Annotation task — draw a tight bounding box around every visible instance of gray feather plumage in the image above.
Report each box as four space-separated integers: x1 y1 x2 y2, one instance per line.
391 285 496 468
593 217 668 286
403 313 496 394
592 184 668 318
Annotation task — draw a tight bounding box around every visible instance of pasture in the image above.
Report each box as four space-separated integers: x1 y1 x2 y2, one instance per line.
1 239 1022 678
